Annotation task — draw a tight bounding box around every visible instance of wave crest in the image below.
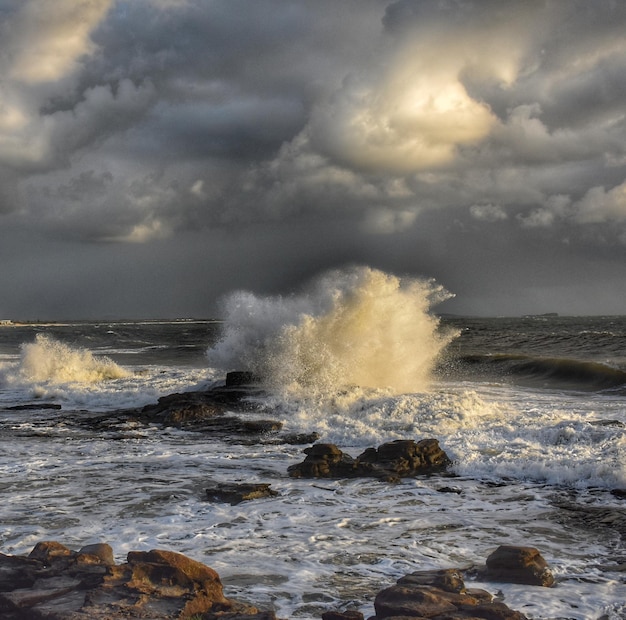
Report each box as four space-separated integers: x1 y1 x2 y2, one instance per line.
18 334 129 384
207 266 456 395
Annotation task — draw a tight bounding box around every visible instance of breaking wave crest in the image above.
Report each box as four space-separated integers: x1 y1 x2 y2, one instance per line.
207 267 456 395
458 353 626 391
16 334 129 384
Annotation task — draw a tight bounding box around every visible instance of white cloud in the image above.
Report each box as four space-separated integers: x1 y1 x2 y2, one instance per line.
470 204 507 222
7 0 112 84
575 180 626 223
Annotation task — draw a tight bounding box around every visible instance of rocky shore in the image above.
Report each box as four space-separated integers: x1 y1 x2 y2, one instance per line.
0 541 553 619
2 374 625 619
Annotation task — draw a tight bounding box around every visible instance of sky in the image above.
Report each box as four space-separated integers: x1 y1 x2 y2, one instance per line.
1 0 626 319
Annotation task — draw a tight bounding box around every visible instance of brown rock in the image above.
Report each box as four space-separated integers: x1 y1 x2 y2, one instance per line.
369 569 528 620
322 610 364 620
0 541 263 619
28 541 75 563
206 482 279 505
397 569 467 593
287 443 357 478
76 544 115 566
288 439 451 480
482 545 555 587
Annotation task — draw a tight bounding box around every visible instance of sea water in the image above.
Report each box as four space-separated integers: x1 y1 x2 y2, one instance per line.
0 268 625 619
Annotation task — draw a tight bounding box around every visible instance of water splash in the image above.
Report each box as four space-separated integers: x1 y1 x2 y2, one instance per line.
207 267 457 395
17 334 129 384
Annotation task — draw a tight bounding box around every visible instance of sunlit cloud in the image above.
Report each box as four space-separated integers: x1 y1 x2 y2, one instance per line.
575 180 626 223
8 0 112 84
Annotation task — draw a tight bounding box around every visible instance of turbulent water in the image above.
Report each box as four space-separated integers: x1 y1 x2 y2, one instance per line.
1 269 625 619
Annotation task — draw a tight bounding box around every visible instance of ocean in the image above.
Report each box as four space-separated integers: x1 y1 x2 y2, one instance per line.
0 268 625 619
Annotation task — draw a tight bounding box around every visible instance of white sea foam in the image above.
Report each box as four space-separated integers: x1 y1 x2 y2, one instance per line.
207 266 456 396
16 334 129 383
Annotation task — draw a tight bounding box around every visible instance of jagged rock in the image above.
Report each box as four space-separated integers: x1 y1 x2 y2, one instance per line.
371 569 528 619
0 541 265 619
287 439 451 480
288 443 357 478
356 438 451 480
206 482 279 505
481 545 555 587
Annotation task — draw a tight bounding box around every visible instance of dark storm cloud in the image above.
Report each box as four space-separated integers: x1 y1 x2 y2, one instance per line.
1 0 626 317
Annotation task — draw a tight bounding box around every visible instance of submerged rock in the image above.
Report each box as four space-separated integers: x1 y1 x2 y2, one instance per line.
288 439 451 481
206 482 279 505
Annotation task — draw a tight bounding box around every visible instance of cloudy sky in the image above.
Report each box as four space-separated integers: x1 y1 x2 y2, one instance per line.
1 0 625 319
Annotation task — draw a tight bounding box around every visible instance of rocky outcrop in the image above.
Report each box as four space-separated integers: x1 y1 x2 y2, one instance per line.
288 438 451 481
480 545 555 587
0 541 265 620
371 568 528 619
0 541 556 620
67 380 318 445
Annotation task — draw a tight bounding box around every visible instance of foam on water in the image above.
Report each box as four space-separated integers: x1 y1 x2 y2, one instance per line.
207 267 456 396
0 334 218 411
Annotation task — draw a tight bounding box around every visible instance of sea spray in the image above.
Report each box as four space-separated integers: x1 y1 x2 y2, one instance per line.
17 334 129 384
207 267 457 395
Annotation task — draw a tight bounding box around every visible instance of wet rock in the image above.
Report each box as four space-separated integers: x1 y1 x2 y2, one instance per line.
287 439 451 480
0 541 263 620
322 611 364 620
481 545 555 587
279 432 321 445
370 569 527 619
226 371 261 387
287 443 357 478
206 482 279 505
5 403 62 411
357 438 451 480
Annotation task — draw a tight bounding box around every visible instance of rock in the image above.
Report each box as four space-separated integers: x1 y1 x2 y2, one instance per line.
278 432 321 445
0 541 264 619
322 611 364 620
611 488 626 499
371 569 528 619
5 403 62 411
481 545 555 587
288 439 451 480
397 568 467 593
287 443 357 478
206 482 279 505
356 438 451 480
226 371 261 387
77 544 115 567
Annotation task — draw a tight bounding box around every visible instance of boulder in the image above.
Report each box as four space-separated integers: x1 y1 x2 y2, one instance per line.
287 443 357 478
356 439 451 480
0 541 263 619
288 439 451 480
370 569 528 620
481 545 555 587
